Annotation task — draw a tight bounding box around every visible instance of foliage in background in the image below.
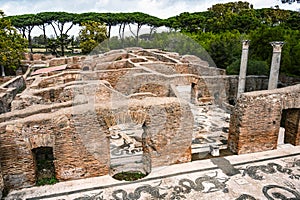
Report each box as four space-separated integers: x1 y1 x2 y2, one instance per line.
0 10 27 76
226 59 269 75
79 21 107 54
190 30 244 69
104 32 216 67
3 1 300 76
249 26 300 76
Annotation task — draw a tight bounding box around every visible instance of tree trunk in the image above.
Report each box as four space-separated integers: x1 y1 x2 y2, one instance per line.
122 23 126 48
61 37 64 56
136 24 142 46
149 26 157 40
22 29 26 38
118 23 122 39
1 65 5 77
60 24 64 56
28 30 33 53
107 25 111 38
42 25 48 53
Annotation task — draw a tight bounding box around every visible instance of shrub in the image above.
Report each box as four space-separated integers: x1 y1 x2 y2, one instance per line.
226 59 269 75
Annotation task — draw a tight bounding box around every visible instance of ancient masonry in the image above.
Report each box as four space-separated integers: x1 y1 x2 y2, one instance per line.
228 40 300 154
228 85 300 154
0 47 298 195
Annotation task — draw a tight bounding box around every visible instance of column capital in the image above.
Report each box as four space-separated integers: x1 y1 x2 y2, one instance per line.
242 40 250 50
270 41 285 52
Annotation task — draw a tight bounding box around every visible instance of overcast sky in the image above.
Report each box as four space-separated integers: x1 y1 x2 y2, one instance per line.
0 0 298 18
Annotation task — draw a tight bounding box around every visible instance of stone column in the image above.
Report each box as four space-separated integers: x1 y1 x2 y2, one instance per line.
268 42 284 90
237 40 250 99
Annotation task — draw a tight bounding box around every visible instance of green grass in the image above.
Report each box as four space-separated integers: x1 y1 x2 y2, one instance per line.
36 177 58 186
112 171 147 181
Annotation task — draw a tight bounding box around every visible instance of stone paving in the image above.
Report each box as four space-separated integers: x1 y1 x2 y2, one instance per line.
5 145 300 200
175 85 230 154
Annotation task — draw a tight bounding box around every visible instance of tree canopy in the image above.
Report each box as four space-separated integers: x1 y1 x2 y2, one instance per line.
281 0 300 4
79 21 107 54
0 10 27 76
3 1 300 76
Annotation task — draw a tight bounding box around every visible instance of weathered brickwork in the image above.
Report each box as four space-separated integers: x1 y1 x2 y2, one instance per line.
226 75 269 104
0 97 192 190
228 84 300 154
0 108 110 189
0 48 201 191
0 48 280 193
284 109 300 145
0 76 26 113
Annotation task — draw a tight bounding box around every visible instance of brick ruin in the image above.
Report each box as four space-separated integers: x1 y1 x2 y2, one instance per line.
228 41 300 154
0 48 220 192
228 84 300 154
0 47 299 194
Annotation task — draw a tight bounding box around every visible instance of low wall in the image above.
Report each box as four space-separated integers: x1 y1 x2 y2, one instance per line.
197 75 268 106
0 76 26 114
226 75 269 104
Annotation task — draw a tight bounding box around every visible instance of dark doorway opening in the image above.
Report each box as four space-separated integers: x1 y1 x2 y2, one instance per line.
191 83 197 104
280 109 300 146
32 147 58 185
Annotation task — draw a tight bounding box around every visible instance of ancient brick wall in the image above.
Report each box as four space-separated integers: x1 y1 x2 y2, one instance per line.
188 75 269 106
226 75 269 104
0 76 26 114
142 99 193 167
228 84 300 154
0 96 192 190
284 109 300 145
0 48 274 192
34 72 79 89
0 107 110 190
1 76 25 90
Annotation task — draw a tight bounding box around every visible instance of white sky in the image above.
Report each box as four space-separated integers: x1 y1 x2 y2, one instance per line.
0 0 298 18
0 0 298 36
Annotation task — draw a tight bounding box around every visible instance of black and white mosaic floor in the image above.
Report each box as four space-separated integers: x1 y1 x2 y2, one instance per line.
191 104 230 154
6 147 300 200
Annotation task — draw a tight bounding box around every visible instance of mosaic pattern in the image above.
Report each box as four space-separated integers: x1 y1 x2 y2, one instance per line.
191 105 230 154
65 158 300 200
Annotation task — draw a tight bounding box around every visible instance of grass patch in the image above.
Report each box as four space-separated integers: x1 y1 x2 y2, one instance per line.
36 177 58 186
112 171 147 181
